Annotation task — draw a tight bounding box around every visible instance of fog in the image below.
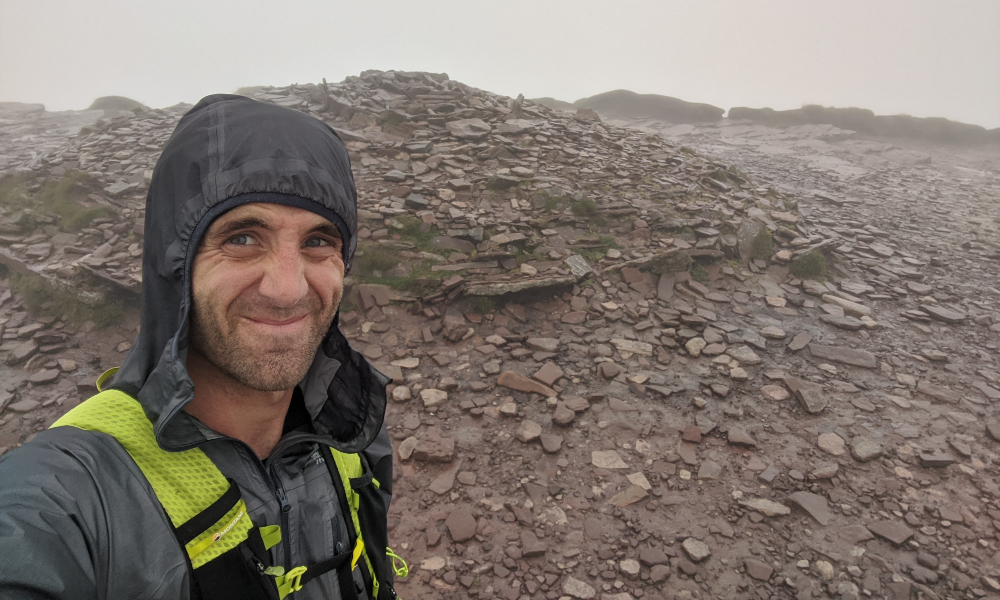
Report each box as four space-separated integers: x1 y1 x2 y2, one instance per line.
1 0 999 127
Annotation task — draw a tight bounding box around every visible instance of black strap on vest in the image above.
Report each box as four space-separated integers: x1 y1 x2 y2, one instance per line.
174 478 242 546
298 546 358 599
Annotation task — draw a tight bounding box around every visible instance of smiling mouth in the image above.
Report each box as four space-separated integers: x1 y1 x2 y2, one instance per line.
244 314 308 328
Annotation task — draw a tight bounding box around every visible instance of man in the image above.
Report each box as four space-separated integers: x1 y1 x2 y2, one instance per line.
0 95 397 599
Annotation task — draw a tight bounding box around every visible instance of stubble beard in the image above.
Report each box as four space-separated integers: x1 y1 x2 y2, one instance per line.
189 291 340 392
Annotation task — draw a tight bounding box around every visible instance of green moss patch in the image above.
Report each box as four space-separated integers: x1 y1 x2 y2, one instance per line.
789 249 827 280
9 274 123 328
0 171 109 232
751 227 773 260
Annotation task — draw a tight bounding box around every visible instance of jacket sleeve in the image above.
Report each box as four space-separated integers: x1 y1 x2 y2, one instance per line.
0 442 101 598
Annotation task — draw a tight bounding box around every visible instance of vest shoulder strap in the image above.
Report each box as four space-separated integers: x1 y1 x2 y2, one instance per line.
51 390 250 568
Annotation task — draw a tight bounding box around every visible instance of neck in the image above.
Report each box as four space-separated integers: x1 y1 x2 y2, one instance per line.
183 348 292 459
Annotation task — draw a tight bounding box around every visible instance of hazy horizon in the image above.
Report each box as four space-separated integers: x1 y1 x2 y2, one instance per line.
2 0 998 129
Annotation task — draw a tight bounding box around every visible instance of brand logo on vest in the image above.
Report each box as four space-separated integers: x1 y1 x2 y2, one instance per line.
212 507 246 543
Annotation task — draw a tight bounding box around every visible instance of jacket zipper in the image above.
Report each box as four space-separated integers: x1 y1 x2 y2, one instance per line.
269 464 293 569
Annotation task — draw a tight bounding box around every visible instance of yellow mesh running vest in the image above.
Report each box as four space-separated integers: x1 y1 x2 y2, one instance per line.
50 386 400 599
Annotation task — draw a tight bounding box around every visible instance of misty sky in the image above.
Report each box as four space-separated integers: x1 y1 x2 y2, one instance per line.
2 0 998 128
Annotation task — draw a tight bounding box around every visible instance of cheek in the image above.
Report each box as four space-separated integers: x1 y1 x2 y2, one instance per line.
307 263 344 306
194 262 262 314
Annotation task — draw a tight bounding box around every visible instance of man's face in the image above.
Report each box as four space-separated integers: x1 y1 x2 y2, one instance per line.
189 203 345 392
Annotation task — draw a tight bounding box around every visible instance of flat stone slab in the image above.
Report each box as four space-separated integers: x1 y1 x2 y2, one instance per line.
420 389 448 409
611 338 653 357
526 337 559 352
591 450 628 469
808 343 877 368
868 520 915 545
444 505 477 542
608 484 648 507
497 371 557 397
920 304 966 324
916 380 961 404
562 576 596 599
851 437 882 461
27 368 60 384
515 420 542 443
918 450 956 468
786 491 832 526
681 538 711 562
745 558 773 581
726 345 761 365
787 332 812 351
532 361 564 387
741 498 790 517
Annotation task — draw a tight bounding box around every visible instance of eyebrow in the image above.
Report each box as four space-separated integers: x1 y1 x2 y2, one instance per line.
209 217 342 240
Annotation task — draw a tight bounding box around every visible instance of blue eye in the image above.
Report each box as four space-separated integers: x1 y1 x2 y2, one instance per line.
228 234 256 246
305 237 341 248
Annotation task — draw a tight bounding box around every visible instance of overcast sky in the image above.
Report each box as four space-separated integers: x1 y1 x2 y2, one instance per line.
2 0 998 128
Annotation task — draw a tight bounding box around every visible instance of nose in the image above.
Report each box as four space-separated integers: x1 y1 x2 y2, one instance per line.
257 240 308 307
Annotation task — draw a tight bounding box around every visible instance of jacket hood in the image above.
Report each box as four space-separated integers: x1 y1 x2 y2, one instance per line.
111 94 387 454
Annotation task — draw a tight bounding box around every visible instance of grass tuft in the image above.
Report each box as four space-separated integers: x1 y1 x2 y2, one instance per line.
352 243 401 279
751 227 773 260
9 274 123 328
689 264 709 283
789 249 827 280
464 295 498 315
0 171 109 232
570 197 598 217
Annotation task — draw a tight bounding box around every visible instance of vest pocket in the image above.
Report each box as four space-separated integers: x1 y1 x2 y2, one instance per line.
191 527 280 600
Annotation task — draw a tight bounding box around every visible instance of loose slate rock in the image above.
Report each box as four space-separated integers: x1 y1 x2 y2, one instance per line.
562 576 596 600
915 380 961 404
788 332 811 351
592 450 628 469
745 558 773 581
420 388 448 409
920 304 966 324
808 343 877 368
917 450 956 468
817 433 846 456
786 491 832 526
611 338 653 357
681 538 711 562
726 345 761 364
608 485 648 507
727 427 756 447
445 505 477 542
28 368 60 384
868 521 915 545
851 438 882 462
526 337 559 352
741 498 791 517
497 370 557 397
516 420 542 443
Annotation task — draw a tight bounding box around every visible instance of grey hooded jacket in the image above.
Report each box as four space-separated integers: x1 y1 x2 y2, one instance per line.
0 95 392 599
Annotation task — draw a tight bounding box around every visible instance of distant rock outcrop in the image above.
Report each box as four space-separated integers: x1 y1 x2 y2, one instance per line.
531 97 575 111
87 96 148 113
729 105 1000 145
533 90 724 123
574 90 725 123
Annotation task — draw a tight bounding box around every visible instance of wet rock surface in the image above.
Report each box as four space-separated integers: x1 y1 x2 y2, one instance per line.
2 72 1000 599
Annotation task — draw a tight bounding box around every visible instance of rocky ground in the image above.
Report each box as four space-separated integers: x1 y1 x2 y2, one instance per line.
1 71 999 600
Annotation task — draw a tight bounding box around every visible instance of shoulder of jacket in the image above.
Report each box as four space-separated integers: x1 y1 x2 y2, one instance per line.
0 426 147 494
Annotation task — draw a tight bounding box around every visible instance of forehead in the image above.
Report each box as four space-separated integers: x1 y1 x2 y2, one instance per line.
207 203 337 234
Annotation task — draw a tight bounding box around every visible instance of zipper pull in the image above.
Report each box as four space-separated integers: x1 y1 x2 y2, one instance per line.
274 482 291 513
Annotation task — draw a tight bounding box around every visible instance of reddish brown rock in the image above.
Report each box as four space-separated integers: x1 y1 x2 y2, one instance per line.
445 505 477 542
498 370 557 397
